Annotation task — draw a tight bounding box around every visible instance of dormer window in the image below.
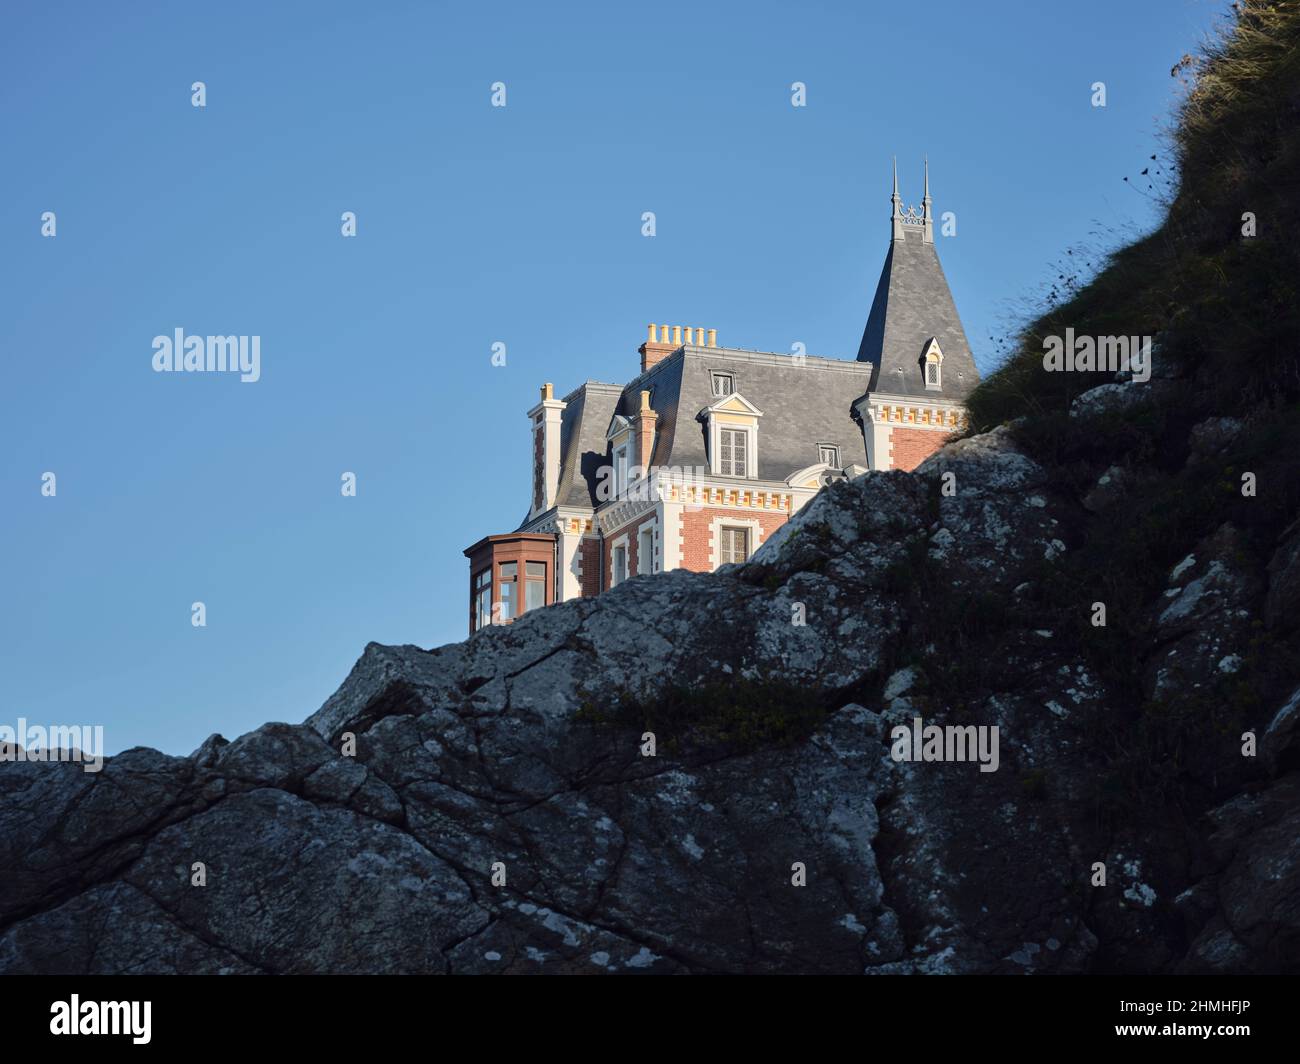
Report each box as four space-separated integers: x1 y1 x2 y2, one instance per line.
921 338 944 391
703 391 763 480
818 444 841 468
614 444 629 495
711 373 734 397
719 428 748 476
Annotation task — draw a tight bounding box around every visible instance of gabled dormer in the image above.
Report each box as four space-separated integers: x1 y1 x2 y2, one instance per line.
921 337 944 391
702 392 763 479
605 413 633 498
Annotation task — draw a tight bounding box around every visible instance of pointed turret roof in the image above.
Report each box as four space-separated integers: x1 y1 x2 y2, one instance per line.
857 160 978 402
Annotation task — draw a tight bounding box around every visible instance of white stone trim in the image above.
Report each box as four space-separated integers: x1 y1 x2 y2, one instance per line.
526 395 567 518
922 338 944 392
708 515 764 570
703 392 762 481
660 501 683 572
854 392 965 472
609 532 630 587
636 519 658 575
785 461 833 488
709 422 759 479
558 531 583 602
597 494 657 537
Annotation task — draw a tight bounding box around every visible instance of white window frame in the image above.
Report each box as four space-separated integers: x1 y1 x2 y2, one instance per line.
925 358 942 390
711 372 734 397
818 444 840 468
922 338 944 392
610 534 630 587
473 568 492 631
704 393 762 480
614 444 629 497
718 525 750 565
637 523 656 575
718 426 750 477
707 516 763 570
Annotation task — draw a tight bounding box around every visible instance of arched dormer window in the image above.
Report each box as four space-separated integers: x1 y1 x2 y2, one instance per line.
921 337 944 391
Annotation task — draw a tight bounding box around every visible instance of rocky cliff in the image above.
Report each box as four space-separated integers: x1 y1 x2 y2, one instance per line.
3 1 1298 974
3 418 1297 973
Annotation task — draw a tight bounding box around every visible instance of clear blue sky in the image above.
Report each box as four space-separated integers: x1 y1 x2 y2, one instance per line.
1 0 1227 755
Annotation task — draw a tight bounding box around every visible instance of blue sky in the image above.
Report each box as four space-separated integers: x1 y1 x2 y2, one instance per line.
1 0 1227 755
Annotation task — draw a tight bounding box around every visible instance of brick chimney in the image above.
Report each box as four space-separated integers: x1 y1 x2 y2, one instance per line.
526 382 567 518
638 323 717 373
632 388 658 471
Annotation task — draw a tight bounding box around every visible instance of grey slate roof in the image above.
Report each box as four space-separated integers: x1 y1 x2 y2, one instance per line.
856 221 979 401
556 381 622 508
632 349 872 480
517 204 975 528
524 348 875 520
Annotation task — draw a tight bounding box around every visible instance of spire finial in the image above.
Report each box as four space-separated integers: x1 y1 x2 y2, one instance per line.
890 156 904 241
921 156 934 244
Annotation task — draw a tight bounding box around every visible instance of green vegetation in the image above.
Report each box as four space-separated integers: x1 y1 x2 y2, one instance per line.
585 5 1300 810
576 676 835 758
967 0 1300 435
956 0 1300 821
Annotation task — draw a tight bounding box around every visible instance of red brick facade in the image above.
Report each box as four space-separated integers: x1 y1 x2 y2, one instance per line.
889 427 953 472
579 538 601 597
678 507 788 573
638 340 678 373
603 512 659 588
531 423 544 512
634 409 657 469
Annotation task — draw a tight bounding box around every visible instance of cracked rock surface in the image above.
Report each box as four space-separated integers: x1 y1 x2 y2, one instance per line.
2 426 1297 974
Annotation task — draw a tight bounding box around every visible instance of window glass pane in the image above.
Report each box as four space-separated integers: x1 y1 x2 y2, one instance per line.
526 561 545 578
720 427 748 476
525 579 544 612
720 527 749 564
615 447 628 494
499 582 514 620
499 562 517 579
727 430 746 476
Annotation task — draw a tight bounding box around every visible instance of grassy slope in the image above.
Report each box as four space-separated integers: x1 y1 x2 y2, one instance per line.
963 0 1300 763
969 1 1300 432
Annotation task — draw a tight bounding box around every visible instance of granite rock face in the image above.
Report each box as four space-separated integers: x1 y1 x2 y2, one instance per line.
2 425 1296 974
